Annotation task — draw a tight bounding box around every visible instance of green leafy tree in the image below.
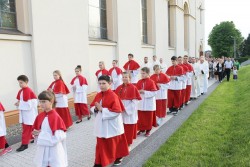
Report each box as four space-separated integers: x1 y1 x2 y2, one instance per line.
208 21 244 58
241 34 250 56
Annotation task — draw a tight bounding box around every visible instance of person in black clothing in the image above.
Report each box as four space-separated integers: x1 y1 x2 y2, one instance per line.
216 58 224 83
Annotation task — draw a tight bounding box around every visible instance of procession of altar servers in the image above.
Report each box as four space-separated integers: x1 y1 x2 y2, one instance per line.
0 54 209 166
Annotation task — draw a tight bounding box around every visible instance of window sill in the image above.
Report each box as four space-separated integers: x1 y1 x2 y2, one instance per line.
141 44 155 48
89 38 117 46
0 29 31 41
168 47 176 50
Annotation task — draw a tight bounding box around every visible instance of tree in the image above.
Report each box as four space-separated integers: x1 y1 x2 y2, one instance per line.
208 21 244 58
241 34 250 56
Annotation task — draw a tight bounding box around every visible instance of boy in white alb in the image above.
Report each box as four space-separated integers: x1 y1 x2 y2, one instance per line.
91 75 129 167
15 75 38 152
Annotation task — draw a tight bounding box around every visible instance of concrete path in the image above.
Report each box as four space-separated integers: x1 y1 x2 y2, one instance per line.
0 79 217 167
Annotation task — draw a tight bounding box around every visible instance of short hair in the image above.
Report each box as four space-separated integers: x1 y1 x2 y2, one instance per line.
75 65 82 71
144 56 148 59
98 75 111 82
184 55 189 58
122 72 131 78
153 64 161 71
171 56 177 61
38 90 56 108
178 56 182 59
128 53 134 57
113 60 118 64
17 75 29 82
141 67 150 74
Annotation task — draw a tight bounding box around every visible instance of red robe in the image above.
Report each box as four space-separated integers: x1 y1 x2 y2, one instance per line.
70 75 88 86
150 73 170 118
166 65 183 109
33 109 66 135
16 87 37 101
90 89 129 166
123 60 140 70
150 73 170 85
183 63 194 103
0 102 5 111
108 67 123 76
183 63 194 73
115 83 141 145
115 83 141 100
0 102 6 149
95 69 110 77
136 78 158 131
16 87 37 144
48 79 70 94
179 64 189 106
48 79 72 128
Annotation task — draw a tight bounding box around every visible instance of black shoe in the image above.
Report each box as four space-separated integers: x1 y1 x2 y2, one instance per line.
87 116 91 120
168 108 173 113
113 158 123 166
30 140 34 143
16 145 28 152
172 108 178 116
76 120 82 124
93 164 102 167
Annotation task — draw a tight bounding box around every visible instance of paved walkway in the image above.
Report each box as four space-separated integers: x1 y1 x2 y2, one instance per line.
241 59 250 66
0 79 216 167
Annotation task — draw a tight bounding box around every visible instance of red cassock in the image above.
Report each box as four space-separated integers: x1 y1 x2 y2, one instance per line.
95 69 110 77
166 65 184 109
150 73 170 118
179 64 189 106
123 60 140 71
33 109 66 135
70 75 89 119
184 63 194 103
90 89 129 167
115 83 142 145
108 67 123 76
48 80 73 128
16 87 37 102
0 102 5 111
70 75 88 87
136 78 158 131
0 137 7 149
0 102 6 149
17 87 37 145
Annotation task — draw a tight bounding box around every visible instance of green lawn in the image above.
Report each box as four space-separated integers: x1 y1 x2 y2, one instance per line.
144 66 250 167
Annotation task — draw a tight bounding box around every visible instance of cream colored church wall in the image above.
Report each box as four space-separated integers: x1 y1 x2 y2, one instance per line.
30 0 90 98
0 37 34 110
115 0 142 67
175 7 185 56
154 0 170 64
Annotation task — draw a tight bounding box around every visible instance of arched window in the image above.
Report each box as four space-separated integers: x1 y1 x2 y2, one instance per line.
0 0 16 29
168 0 175 47
141 0 148 44
184 2 189 51
89 0 107 39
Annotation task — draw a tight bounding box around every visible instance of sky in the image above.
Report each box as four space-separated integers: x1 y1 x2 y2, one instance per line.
205 0 250 50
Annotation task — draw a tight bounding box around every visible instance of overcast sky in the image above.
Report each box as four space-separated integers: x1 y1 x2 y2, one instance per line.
205 0 250 50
